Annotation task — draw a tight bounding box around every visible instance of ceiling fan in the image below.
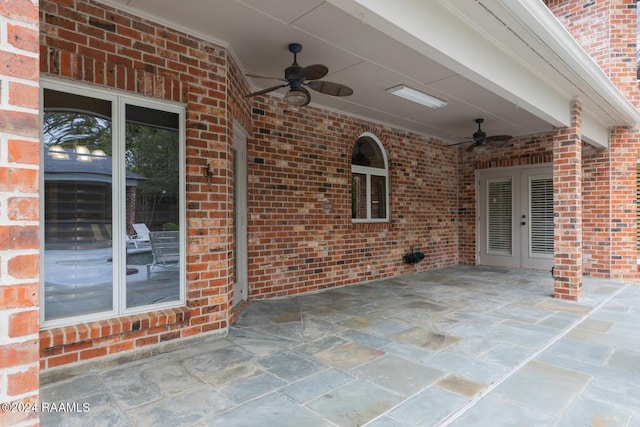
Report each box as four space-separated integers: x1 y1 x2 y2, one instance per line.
455 118 512 153
246 42 353 107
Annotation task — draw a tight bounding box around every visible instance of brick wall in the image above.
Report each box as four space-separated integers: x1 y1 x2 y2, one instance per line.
546 0 638 105
248 98 458 299
457 128 637 280
582 145 612 277
547 0 640 281
545 0 613 80
553 100 584 300
39 0 235 369
37 0 460 369
0 1 40 425
34 0 640 370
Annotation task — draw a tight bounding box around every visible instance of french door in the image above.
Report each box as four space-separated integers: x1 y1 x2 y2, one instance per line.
478 165 553 270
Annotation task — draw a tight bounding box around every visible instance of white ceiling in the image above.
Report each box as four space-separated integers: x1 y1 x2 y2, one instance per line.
97 0 624 145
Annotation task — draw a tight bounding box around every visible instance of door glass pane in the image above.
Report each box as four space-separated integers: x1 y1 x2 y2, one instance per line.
487 179 512 255
43 89 113 321
125 104 180 308
371 175 387 219
530 176 554 256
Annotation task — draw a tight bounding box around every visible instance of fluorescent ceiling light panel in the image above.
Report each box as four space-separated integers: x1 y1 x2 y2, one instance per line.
387 85 447 108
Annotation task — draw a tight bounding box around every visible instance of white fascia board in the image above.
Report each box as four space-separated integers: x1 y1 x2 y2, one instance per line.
494 0 640 127
326 0 570 127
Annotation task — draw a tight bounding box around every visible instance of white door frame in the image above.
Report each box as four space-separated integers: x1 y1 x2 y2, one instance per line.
232 121 248 306
477 164 553 270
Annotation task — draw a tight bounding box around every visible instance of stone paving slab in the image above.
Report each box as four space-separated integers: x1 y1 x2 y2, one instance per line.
40 266 640 426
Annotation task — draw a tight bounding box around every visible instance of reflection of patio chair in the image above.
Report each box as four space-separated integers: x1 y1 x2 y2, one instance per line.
132 223 151 241
126 233 146 249
147 231 180 279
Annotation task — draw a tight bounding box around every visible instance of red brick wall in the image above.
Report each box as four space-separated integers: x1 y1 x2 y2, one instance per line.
248 97 458 299
457 128 637 280
39 0 235 369
582 145 612 277
545 0 613 79
553 100 584 300
37 0 460 368
608 127 640 279
546 0 639 105
547 0 640 280
0 1 40 425
33 0 640 370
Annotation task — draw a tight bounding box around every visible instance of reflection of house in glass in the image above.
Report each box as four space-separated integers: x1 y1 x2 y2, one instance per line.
44 146 146 249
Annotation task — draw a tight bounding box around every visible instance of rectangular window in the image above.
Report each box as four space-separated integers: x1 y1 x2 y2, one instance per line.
352 173 367 219
371 175 387 219
41 80 185 327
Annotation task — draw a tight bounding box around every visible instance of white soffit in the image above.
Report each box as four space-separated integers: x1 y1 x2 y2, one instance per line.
326 0 571 126
327 0 640 148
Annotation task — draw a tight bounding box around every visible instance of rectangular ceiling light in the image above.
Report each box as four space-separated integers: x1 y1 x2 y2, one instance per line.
386 85 447 108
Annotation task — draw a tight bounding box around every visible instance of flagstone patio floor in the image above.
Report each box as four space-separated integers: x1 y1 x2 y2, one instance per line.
40 265 640 426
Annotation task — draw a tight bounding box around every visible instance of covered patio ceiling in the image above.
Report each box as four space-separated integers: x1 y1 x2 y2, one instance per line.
98 0 640 148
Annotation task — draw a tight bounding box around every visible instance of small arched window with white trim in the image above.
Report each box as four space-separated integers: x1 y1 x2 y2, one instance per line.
351 133 389 222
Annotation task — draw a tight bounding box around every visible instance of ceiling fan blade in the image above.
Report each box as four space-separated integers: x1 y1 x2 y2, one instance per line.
486 135 512 142
306 80 354 97
486 139 511 148
246 84 288 97
299 64 328 81
246 73 287 82
450 140 472 147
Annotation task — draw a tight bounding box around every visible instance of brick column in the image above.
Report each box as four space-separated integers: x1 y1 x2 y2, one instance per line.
0 1 40 426
553 99 583 300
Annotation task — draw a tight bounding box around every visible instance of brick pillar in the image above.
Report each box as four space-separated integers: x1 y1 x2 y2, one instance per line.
0 1 40 426
553 99 583 300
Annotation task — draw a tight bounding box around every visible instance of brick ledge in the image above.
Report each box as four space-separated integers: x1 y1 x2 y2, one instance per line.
39 306 230 370
40 328 228 385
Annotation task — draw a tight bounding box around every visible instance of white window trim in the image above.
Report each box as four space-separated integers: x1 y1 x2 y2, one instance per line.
40 78 187 329
351 132 390 223
637 159 640 265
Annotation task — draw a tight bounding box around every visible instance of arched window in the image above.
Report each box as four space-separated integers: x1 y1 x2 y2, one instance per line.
351 133 389 222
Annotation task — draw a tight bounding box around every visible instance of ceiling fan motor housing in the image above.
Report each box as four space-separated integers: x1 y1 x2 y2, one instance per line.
474 118 486 142
285 65 303 84
473 130 486 141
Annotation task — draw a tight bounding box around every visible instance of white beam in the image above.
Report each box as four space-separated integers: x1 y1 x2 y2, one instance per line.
327 0 640 133
326 0 571 127
581 109 610 149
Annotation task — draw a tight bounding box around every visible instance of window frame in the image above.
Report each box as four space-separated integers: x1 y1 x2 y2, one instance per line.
40 78 187 329
637 160 640 261
351 132 390 223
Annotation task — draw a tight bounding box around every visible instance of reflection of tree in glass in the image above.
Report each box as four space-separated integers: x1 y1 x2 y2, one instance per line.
42 112 179 229
43 112 112 152
126 124 179 228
